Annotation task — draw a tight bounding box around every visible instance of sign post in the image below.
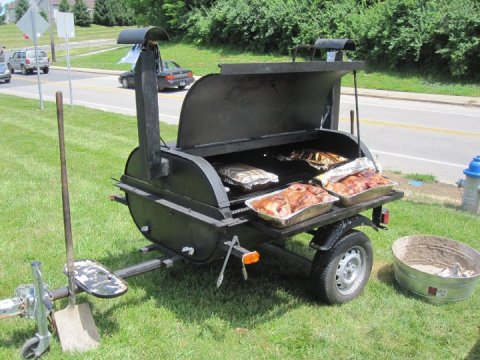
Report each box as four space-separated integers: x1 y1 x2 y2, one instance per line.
16 5 50 111
57 12 75 106
30 9 43 110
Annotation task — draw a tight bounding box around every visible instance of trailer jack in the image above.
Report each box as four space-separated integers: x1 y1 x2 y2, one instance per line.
0 261 52 359
1 252 182 358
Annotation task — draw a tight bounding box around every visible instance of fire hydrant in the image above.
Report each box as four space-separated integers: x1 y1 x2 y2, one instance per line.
459 156 480 214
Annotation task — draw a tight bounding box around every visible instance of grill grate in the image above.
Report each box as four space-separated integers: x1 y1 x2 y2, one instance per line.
228 170 315 207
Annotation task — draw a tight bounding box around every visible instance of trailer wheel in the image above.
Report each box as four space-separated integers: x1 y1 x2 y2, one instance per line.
310 230 373 304
20 336 39 359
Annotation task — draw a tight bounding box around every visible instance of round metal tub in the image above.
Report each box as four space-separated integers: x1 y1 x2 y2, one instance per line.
392 235 480 303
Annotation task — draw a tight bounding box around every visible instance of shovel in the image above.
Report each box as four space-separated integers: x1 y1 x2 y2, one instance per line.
53 91 100 352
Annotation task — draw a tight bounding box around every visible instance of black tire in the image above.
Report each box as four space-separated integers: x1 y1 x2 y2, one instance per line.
21 65 27 75
20 336 39 359
5 79 10 83
42 67 49 74
310 230 373 304
8 64 14 74
178 85 186 89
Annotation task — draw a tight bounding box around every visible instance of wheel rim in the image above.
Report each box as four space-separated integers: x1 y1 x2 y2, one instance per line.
122 79 128 88
335 246 367 295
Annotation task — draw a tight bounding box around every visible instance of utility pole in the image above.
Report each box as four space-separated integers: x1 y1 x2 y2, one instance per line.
46 0 56 62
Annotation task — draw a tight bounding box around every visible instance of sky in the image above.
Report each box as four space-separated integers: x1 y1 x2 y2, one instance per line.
0 0 10 13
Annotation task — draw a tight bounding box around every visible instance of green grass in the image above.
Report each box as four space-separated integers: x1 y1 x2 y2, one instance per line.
0 94 479 359
405 173 437 183
342 67 480 97
0 23 133 50
54 42 292 74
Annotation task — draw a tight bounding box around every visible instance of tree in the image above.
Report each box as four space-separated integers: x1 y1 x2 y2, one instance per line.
15 0 29 21
73 0 91 27
111 0 135 26
59 0 70 12
0 3 4 25
39 9 48 21
94 0 135 26
94 0 114 26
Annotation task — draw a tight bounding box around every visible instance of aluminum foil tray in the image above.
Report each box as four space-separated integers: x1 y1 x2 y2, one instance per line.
245 189 339 228
327 181 396 206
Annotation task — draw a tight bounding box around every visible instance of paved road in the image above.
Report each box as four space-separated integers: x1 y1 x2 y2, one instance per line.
1 69 479 184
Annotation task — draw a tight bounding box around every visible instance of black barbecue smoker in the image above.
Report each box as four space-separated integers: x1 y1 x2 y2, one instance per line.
114 26 403 302
0 27 403 358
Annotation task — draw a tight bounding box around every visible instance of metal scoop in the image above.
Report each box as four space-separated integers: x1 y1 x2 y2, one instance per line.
52 91 100 352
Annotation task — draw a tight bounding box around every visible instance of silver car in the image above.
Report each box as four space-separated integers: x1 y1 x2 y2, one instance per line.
7 49 50 75
0 47 11 83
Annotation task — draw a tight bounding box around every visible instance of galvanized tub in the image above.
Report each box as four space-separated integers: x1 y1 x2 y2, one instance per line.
392 235 480 303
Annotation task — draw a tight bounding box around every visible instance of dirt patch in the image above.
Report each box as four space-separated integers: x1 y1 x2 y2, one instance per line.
384 171 463 206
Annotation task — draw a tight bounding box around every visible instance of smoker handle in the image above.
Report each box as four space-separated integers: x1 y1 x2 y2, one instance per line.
117 27 169 45
117 182 246 229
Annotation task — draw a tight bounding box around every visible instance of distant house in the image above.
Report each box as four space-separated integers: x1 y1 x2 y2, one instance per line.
5 1 17 23
5 0 95 23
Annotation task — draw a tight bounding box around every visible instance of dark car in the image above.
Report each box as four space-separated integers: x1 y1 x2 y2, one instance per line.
119 60 194 91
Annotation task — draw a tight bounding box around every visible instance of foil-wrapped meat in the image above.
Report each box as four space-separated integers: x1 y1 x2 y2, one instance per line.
216 163 279 192
326 170 391 196
251 183 332 218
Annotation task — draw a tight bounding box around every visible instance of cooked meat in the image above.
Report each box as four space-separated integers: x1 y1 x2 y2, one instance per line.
326 170 391 197
251 183 332 218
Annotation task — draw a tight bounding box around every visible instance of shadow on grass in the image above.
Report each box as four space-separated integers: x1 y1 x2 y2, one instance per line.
93 245 320 335
466 339 480 360
0 328 41 349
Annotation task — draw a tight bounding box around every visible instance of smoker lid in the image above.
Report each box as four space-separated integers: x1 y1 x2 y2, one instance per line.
176 61 363 150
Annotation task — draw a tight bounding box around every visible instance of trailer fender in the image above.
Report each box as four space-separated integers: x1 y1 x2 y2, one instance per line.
309 215 378 252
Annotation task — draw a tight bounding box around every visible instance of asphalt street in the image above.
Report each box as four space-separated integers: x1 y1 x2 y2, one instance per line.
1 69 479 184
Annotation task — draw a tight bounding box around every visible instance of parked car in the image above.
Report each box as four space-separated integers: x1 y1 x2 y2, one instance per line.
0 47 10 83
7 49 50 75
119 60 194 91
0 62 11 83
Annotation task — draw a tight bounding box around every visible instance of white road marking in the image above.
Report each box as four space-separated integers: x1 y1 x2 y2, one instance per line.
371 149 465 168
341 99 480 118
0 89 179 120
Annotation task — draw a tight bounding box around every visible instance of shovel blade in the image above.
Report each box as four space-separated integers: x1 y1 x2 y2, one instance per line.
54 302 100 353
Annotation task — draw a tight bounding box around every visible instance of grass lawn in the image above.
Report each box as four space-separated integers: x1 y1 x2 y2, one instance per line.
0 23 133 50
0 94 479 359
